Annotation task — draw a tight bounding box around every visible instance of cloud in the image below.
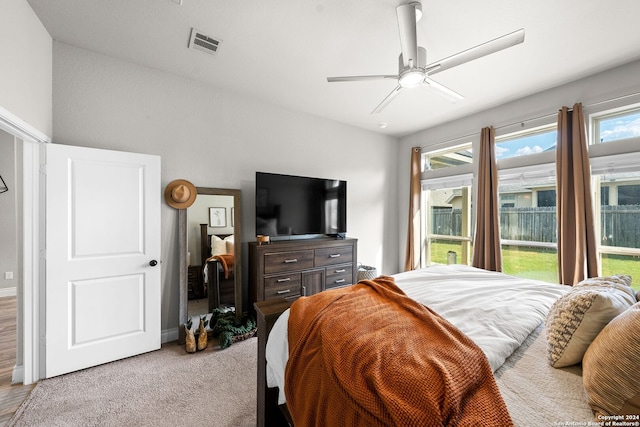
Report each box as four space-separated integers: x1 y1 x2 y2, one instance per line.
495 145 510 158
600 117 640 141
515 145 543 156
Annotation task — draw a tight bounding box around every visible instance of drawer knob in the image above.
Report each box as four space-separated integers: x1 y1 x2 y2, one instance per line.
335 269 346 273
284 259 298 263
277 277 291 283
329 254 341 258
335 279 346 284
277 289 291 294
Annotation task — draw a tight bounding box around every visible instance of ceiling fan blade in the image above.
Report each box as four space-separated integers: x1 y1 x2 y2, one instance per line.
426 28 525 75
396 3 418 68
423 77 464 102
327 75 398 82
371 85 403 114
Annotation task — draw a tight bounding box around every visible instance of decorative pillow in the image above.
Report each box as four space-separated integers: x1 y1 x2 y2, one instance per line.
545 275 636 368
583 302 640 417
226 241 234 255
211 235 227 256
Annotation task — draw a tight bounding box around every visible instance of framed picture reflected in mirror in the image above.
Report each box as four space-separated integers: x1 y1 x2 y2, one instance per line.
209 207 226 227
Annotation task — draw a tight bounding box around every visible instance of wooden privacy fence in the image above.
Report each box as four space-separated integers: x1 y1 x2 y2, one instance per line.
430 205 640 248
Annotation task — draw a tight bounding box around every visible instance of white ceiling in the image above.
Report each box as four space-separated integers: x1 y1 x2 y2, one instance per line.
27 0 640 137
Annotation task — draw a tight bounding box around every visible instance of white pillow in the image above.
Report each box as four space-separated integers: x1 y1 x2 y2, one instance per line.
211 235 227 256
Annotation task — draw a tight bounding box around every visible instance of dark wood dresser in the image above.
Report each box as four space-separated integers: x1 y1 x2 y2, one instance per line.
249 238 358 305
187 265 204 299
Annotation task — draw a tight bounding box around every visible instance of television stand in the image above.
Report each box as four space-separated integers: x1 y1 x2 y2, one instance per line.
248 237 358 308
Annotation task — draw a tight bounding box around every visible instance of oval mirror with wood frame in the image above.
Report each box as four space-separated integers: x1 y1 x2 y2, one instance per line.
178 187 242 343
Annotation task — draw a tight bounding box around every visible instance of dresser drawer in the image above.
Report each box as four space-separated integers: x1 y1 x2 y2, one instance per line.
264 250 314 274
325 265 353 289
314 246 353 267
264 273 301 299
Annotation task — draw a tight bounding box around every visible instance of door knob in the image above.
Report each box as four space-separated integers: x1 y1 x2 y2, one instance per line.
149 260 158 267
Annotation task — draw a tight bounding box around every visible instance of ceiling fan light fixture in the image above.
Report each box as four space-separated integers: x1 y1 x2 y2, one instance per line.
398 69 424 87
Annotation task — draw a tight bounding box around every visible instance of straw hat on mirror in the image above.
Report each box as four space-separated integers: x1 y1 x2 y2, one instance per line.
165 179 197 209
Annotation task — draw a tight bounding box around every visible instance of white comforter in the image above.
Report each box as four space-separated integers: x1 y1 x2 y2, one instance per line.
266 264 568 404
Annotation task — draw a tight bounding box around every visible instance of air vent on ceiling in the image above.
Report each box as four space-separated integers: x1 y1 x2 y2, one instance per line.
188 28 222 56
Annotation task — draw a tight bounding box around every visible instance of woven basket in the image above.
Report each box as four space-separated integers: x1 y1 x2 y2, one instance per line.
231 327 257 343
357 264 378 282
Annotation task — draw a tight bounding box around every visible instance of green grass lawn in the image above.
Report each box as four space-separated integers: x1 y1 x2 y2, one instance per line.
430 240 640 290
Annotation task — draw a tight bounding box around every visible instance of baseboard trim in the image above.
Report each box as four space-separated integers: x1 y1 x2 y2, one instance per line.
162 327 179 344
12 364 24 384
0 287 17 298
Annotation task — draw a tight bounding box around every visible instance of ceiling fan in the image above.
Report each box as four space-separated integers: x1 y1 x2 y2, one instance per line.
327 1 525 114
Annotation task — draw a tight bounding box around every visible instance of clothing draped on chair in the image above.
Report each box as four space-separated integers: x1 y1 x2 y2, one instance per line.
404 147 422 271
556 103 598 285
472 126 502 271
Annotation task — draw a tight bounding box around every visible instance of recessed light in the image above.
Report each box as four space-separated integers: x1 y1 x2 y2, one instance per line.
379 123 388 129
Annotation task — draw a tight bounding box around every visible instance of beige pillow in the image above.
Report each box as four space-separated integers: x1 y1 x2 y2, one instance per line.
211 235 227 256
545 275 636 368
583 302 640 417
225 241 234 255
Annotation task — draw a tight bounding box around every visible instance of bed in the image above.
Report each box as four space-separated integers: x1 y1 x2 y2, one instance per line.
199 224 235 311
255 264 604 426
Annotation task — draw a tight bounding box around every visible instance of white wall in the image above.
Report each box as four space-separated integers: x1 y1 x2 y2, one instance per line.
51 42 400 331
0 0 52 137
397 59 640 267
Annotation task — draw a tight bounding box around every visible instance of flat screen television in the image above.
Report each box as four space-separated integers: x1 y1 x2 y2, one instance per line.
255 172 347 237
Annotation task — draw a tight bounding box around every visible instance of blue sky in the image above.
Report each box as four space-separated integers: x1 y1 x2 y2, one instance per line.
495 111 640 160
496 132 556 160
598 112 640 142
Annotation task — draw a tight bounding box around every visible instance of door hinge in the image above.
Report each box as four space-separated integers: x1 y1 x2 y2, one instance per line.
39 163 46 175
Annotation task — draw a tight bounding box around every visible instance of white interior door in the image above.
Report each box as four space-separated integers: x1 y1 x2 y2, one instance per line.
45 143 161 378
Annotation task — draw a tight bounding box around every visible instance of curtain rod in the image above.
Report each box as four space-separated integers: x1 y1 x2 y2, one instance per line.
419 90 640 151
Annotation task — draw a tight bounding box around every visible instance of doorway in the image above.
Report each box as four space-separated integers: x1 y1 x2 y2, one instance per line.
0 129 19 376
0 129 34 421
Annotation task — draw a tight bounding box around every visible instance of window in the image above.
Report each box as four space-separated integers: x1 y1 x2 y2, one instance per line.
496 127 557 160
424 144 473 170
593 108 640 144
425 186 472 266
601 186 609 206
537 189 556 207
498 176 558 283
421 141 474 268
496 125 559 282
617 184 640 205
419 101 640 288
591 104 640 291
593 172 640 289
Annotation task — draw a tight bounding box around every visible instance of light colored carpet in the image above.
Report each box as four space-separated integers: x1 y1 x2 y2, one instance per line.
8 337 257 427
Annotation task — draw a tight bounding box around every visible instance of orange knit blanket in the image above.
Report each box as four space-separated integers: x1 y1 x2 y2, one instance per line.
285 276 514 427
207 254 234 279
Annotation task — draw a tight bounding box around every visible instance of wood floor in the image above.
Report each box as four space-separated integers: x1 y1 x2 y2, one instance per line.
0 296 34 426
